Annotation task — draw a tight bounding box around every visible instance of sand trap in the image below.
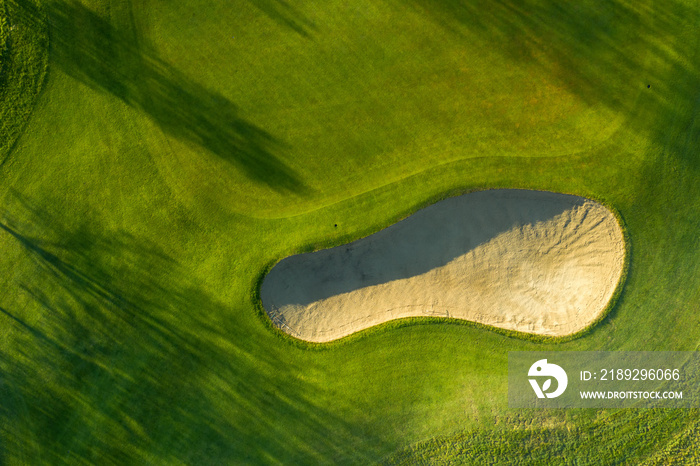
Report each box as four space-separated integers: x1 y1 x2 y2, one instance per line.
261 189 626 342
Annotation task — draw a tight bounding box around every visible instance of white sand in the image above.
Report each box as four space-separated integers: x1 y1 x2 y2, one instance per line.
261 189 626 343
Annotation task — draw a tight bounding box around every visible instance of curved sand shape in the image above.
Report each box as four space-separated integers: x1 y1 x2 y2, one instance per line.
261 190 626 342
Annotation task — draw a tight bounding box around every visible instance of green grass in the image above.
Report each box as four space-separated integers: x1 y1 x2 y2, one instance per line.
0 0 48 159
383 409 700 465
0 0 699 464
0 2 7 63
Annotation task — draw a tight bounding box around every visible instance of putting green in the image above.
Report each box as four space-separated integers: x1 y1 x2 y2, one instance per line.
1 0 699 463
140 0 630 216
262 189 626 342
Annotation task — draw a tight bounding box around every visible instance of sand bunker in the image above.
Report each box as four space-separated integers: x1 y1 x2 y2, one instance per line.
261 189 626 342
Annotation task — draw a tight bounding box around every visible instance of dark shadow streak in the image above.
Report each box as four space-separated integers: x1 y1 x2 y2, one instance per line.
396 0 700 170
248 0 316 37
0 195 359 463
0 306 54 344
14 0 310 192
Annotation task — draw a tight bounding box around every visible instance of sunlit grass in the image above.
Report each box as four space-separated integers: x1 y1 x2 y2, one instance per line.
0 0 698 463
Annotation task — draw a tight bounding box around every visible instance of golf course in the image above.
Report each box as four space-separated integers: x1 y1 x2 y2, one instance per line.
262 189 627 342
0 0 698 463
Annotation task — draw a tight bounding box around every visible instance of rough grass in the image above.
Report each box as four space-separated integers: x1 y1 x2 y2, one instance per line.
0 0 698 464
0 0 48 160
382 408 700 465
0 1 7 65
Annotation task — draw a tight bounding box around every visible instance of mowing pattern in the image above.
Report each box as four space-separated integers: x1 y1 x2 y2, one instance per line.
0 0 698 463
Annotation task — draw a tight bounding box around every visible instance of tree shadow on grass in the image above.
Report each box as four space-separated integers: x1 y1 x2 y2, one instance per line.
14 0 310 193
396 0 700 170
410 0 700 351
248 0 316 37
0 194 361 463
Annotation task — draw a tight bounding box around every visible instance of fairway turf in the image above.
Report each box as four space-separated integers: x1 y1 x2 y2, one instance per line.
0 0 699 464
